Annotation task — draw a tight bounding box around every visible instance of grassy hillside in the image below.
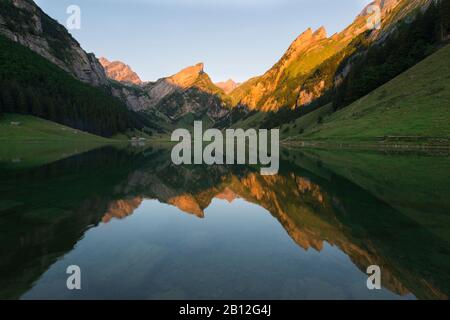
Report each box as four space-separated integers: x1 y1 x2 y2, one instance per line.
280 104 334 138
0 114 110 143
226 103 334 135
0 114 114 169
296 43 450 144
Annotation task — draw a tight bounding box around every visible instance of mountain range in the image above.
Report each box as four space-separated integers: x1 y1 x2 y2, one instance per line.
0 0 449 141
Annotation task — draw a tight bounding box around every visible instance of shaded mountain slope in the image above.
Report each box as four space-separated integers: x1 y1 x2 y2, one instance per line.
0 0 107 86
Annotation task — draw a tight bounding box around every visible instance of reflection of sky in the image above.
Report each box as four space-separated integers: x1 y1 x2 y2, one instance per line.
22 198 414 300
35 0 372 82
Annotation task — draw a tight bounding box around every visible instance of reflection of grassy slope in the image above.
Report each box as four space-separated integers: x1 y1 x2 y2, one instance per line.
302 44 450 142
298 148 450 243
0 114 114 169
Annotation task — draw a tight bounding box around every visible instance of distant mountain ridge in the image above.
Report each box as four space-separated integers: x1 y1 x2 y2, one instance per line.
216 79 240 94
99 57 143 85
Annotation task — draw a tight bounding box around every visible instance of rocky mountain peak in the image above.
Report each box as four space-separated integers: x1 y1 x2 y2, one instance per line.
313 26 328 39
99 57 143 85
291 28 313 46
286 26 328 55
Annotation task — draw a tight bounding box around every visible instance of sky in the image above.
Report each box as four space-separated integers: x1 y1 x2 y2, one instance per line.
35 0 373 83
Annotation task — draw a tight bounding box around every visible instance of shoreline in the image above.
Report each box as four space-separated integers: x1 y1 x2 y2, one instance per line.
281 139 450 152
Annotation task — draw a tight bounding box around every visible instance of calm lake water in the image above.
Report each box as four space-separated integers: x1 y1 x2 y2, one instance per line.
0 145 449 300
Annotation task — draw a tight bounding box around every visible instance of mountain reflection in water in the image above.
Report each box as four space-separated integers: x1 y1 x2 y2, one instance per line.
0 145 449 300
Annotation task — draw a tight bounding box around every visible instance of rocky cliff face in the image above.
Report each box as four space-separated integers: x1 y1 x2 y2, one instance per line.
109 84 154 112
0 0 107 87
142 63 230 122
99 57 143 85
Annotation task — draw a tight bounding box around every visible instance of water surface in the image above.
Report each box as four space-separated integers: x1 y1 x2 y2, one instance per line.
0 146 449 300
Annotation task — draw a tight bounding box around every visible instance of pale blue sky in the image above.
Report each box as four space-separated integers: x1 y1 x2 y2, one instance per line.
35 0 372 82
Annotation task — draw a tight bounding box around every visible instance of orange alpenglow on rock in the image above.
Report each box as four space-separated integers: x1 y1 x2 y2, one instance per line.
102 197 143 223
215 188 239 203
167 62 205 88
99 57 143 85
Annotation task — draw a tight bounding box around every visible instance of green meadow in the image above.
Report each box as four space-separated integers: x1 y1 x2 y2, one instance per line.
0 114 115 169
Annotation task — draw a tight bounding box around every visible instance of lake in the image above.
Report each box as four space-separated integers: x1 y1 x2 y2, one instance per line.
0 145 449 300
